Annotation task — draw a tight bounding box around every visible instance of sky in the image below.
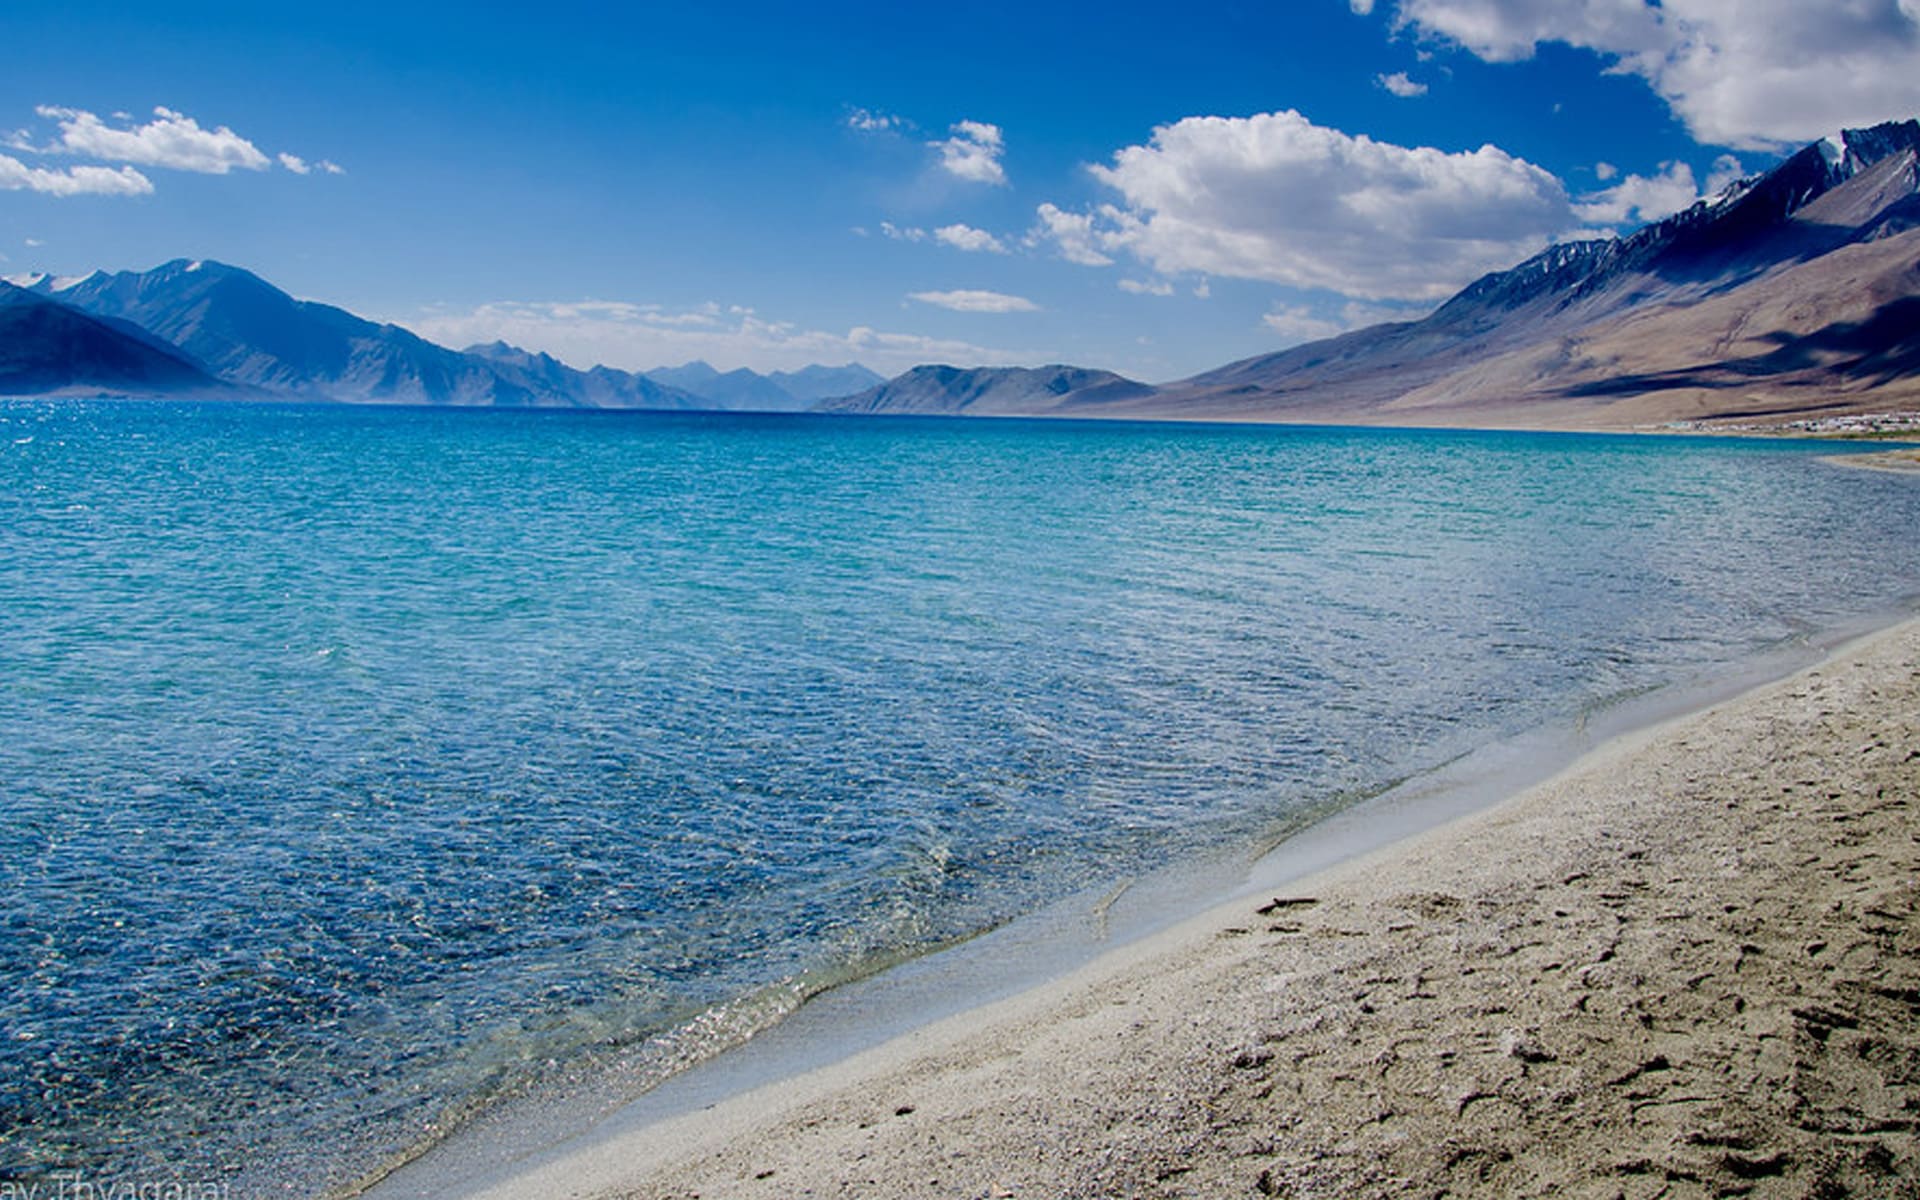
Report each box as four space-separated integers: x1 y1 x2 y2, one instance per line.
4 0 1920 382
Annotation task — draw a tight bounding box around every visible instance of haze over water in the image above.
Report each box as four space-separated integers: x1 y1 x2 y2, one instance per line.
3 401 1918 1194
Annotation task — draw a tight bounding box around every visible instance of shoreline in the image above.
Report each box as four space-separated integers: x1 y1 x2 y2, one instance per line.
367 615 1920 1200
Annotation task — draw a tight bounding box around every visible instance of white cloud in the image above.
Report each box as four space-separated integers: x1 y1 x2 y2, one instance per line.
278 152 310 175
0 153 153 196
36 105 271 174
1263 298 1431 345
880 221 926 242
397 298 1036 375
1393 0 1920 148
1574 159 1704 225
1351 0 1377 12
1118 278 1175 296
1032 202 1115 266
1572 151 1744 226
1703 152 1746 195
1262 305 1350 343
1377 71 1429 97
931 120 1007 185
1054 109 1574 302
847 107 905 133
908 288 1039 313
1594 160 1619 181
933 223 1007 253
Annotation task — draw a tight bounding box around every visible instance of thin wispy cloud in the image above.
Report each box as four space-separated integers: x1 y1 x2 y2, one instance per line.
908 288 1038 313
277 152 340 176
846 107 906 133
398 298 1036 374
932 120 1007 185
1262 298 1428 345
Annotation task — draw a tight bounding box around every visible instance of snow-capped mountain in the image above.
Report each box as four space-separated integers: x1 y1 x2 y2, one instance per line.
835 119 1920 428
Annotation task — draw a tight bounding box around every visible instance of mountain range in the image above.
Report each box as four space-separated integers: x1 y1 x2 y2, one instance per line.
642 359 883 411
6 119 1919 428
0 282 223 398
0 262 880 411
824 119 1920 429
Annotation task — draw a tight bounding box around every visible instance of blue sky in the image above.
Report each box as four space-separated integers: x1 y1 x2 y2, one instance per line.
5 1 1920 380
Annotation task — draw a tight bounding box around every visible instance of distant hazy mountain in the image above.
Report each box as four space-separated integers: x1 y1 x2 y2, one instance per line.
819 364 1153 416
644 360 884 410
460 341 707 410
16 118 1917 427
644 360 806 411
829 119 1920 428
8 258 881 411
767 363 884 403
0 282 224 397
19 260 704 409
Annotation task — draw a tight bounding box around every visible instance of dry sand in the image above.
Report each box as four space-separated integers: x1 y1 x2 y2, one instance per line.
401 619 1920 1200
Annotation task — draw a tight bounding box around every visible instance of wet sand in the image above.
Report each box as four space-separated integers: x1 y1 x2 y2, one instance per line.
1825 447 1920 474
394 619 1920 1200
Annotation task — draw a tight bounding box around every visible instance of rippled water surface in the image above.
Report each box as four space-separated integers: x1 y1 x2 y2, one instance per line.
2 402 1917 1193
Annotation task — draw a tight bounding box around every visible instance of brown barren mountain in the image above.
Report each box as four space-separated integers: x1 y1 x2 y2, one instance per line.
824 120 1920 430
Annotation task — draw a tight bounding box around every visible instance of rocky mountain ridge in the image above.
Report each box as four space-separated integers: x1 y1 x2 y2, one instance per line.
1 263 880 410
831 119 1920 429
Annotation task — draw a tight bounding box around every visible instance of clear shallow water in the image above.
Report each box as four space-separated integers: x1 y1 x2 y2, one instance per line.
2 401 1917 1195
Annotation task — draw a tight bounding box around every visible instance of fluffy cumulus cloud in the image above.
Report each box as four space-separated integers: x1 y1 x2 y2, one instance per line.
932 222 1007 253
0 154 152 196
1031 202 1114 266
400 299 1035 375
931 120 1007 185
1377 71 1429 97
1037 109 1575 301
5 105 338 196
1118 278 1175 296
908 288 1039 313
1392 0 1920 148
37 105 270 173
1573 153 1745 224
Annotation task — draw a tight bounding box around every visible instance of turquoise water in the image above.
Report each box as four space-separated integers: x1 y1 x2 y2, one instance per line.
2 401 1917 1195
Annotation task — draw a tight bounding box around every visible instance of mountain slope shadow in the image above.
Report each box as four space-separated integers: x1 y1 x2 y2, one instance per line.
1568 296 1920 397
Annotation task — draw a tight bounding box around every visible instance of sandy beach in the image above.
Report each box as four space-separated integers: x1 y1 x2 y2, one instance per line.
380 617 1920 1200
